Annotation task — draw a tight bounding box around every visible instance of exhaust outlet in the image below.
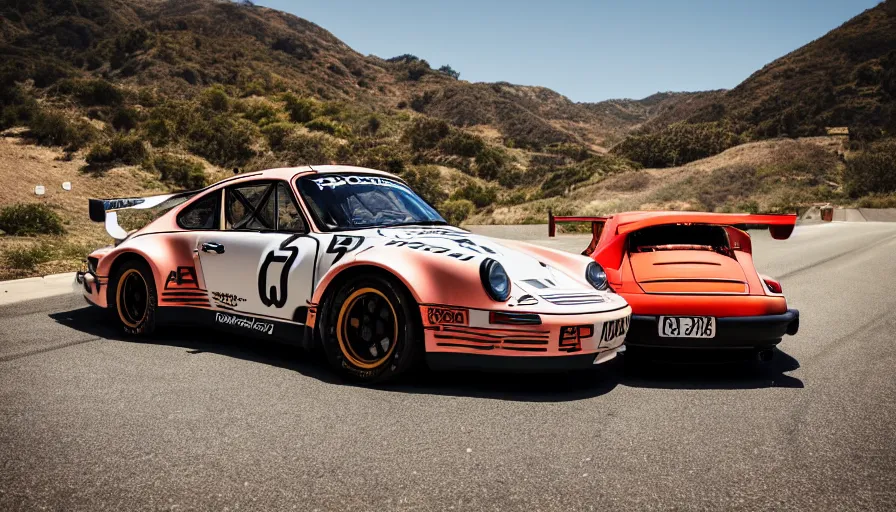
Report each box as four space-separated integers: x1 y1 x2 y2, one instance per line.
757 349 774 362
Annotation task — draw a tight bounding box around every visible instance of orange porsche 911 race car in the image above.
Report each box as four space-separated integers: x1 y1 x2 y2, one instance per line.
549 211 800 360
76 165 631 382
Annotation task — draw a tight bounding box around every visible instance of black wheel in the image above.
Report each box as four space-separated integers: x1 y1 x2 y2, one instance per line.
319 275 422 383
110 259 157 336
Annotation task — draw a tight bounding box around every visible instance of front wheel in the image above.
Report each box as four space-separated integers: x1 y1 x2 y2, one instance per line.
110 260 157 336
319 275 421 383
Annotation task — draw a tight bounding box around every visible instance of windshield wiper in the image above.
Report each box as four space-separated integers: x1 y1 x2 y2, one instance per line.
386 220 449 227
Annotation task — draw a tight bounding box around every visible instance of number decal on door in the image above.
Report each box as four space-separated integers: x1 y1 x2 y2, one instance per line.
258 235 303 308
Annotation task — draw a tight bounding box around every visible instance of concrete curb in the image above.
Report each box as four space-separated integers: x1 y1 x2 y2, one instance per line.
0 272 75 307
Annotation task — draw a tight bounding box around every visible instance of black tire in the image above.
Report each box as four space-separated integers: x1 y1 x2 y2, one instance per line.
110 259 157 336
318 274 422 384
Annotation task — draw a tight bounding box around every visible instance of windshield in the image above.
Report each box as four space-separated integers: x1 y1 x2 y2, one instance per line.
297 174 446 231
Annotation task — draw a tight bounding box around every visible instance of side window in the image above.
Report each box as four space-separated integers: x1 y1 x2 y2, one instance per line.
224 181 307 233
177 191 220 230
276 182 306 232
226 183 275 230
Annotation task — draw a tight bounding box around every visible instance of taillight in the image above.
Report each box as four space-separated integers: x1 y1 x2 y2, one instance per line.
764 278 782 294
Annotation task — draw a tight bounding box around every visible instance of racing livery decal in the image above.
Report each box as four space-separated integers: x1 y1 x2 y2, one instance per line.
215 312 275 335
326 235 364 264
212 291 247 308
258 235 302 308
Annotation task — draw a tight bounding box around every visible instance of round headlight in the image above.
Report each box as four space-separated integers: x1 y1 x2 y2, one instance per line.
585 262 608 290
480 258 511 302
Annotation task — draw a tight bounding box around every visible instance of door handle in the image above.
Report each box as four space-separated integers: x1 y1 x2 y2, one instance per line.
201 242 225 254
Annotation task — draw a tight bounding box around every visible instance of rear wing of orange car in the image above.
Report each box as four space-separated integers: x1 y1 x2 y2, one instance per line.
548 210 797 255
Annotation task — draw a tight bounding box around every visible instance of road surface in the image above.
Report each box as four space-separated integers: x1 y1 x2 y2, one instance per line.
1 222 895 510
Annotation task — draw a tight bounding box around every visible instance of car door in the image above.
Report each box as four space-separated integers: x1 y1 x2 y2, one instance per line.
195 180 318 322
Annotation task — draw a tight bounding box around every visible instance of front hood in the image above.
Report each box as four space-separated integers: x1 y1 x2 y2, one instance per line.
357 226 626 312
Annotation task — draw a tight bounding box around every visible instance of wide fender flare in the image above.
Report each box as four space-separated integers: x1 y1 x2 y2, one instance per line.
312 246 492 308
96 236 199 295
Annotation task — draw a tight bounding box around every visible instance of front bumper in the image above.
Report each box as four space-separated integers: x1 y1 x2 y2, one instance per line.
422 305 632 370
74 270 106 307
626 309 799 349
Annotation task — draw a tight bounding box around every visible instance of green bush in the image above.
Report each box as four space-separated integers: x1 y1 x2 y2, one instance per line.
545 143 591 162
241 98 279 126
187 114 258 167
541 165 596 197
612 122 742 167
404 117 450 151
59 78 123 106
305 117 346 137
439 131 485 158
399 166 446 205
279 131 338 165
28 109 93 150
86 134 147 168
0 203 65 236
111 107 141 131
439 199 474 226
844 140 896 197
261 122 297 151
3 241 55 273
283 93 317 123
200 86 230 112
474 146 509 181
152 154 207 189
450 182 498 208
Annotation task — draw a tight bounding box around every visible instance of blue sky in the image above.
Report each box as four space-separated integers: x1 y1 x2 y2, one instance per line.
253 0 881 103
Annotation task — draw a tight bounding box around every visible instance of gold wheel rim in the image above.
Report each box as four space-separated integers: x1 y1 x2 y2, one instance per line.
116 269 148 328
336 287 398 370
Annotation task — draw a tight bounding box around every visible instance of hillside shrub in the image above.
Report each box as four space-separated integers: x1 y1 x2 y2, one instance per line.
240 98 279 126
59 78 123 106
279 131 338 165
187 114 258 166
405 117 450 151
439 199 474 226
200 86 230 112
283 93 317 123
612 122 742 167
152 154 207 189
474 146 509 181
86 134 147 168
439 131 485 158
844 140 896 197
28 109 93 150
305 117 346 136
399 166 446 205
0 203 65 236
3 241 55 273
261 122 297 150
111 107 141 131
450 182 498 208
541 165 596 197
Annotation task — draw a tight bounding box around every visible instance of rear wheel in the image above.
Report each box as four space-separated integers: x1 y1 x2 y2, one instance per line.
319 275 421 383
111 260 157 336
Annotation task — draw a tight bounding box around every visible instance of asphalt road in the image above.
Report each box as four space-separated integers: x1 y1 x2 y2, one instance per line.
2 222 896 511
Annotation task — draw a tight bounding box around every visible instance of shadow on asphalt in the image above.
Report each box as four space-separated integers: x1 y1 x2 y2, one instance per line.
620 347 804 389
49 306 803 401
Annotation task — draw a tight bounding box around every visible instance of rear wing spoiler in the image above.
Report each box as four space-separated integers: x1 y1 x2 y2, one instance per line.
548 210 797 256
613 212 797 240
548 211 608 255
88 192 192 241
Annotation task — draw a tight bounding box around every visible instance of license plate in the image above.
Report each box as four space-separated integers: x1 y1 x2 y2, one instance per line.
658 316 716 338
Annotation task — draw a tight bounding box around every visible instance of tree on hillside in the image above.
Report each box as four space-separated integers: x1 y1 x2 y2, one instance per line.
438 65 460 80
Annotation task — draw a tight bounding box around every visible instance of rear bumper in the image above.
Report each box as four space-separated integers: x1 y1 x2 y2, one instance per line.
626 309 799 349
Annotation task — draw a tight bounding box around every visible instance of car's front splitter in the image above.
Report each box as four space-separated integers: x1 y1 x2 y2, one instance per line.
625 309 800 349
